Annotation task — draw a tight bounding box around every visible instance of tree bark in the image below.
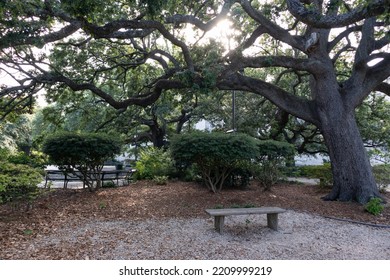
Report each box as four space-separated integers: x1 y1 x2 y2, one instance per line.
321 113 383 203
150 125 166 148
317 88 382 204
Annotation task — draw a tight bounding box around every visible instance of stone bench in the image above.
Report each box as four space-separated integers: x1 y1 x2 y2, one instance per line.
205 207 286 233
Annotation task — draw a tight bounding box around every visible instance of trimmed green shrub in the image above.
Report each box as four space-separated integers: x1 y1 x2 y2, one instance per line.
42 132 122 191
372 164 390 192
254 140 295 190
7 151 48 169
365 197 384 216
256 140 296 160
252 160 281 191
299 164 333 187
153 175 169 185
135 147 174 179
0 161 42 206
170 132 259 192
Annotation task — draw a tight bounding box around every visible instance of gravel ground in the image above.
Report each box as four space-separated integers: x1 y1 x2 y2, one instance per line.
13 210 390 260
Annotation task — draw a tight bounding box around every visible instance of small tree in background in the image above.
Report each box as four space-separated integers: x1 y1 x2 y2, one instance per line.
171 132 259 192
42 132 122 191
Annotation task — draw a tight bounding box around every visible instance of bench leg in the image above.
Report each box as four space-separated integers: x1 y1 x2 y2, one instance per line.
267 213 279 231
214 216 225 233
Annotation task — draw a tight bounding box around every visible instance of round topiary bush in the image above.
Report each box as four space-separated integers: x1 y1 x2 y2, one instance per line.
42 132 122 191
170 131 259 192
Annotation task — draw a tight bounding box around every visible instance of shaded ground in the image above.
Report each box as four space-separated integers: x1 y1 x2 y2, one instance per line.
0 180 389 259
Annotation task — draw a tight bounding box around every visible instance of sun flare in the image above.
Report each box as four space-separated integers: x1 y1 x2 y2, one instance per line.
181 19 239 51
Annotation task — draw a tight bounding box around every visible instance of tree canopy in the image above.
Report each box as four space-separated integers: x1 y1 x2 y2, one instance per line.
1 0 389 203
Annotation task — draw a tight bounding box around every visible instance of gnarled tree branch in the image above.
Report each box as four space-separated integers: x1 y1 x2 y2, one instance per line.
218 73 319 126
286 0 389 28
239 0 306 52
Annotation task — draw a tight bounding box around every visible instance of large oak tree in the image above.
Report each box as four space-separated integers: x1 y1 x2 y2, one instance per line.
1 0 389 203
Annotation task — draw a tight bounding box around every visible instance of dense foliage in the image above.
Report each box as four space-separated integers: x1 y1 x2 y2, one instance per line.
256 140 296 161
365 197 385 216
371 164 390 193
171 132 296 191
0 150 43 207
298 164 333 188
170 132 258 192
42 132 122 191
253 140 296 190
1 0 389 203
135 147 174 180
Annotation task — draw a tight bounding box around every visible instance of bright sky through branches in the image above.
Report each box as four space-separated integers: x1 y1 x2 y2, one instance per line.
182 19 240 52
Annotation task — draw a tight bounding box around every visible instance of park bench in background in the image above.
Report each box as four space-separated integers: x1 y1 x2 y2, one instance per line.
44 168 136 189
205 207 286 233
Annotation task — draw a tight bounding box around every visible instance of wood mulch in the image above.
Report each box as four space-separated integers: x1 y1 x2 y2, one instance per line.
1 180 389 259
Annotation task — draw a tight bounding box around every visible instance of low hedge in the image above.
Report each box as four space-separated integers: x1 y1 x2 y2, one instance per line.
0 161 43 205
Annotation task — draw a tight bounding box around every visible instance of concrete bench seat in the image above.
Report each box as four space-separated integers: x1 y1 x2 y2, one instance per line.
205 207 286 233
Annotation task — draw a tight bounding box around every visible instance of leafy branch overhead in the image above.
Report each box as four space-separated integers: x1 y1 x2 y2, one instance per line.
0 0 387 118
1 0 389 203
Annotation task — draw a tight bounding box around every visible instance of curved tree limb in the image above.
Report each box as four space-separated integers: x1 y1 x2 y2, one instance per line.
239 0 305 52
40 72 187 109
374 82 390 97
218 73 319 126
328 25 361 51
165 0 232 31
352 54 390 107
286 0 389 28
374 31 390 50
82 19 194 71
0 22 82 49
230 55 323 74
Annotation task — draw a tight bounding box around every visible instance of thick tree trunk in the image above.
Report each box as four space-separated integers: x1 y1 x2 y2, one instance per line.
318 102 382 204
148 122 166 148
151 128 165 148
